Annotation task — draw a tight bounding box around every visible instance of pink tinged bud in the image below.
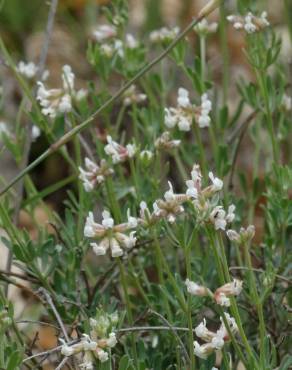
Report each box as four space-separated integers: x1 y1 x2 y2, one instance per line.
226 229 240 242
215 280 243 304
185 279 208 296
215 293 231 307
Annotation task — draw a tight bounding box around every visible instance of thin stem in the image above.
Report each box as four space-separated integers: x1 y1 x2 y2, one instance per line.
117 259 138 366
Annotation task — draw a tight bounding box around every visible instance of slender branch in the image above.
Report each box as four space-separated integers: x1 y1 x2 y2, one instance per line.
22 341 77 363
117 326 194 334
227 110 258 190
0 269 38 283
37 0 59 77
39 288 70 342
229 266 292 285
149 309 190 364
0 3 220 197
16 319 60 331
55 357 69 370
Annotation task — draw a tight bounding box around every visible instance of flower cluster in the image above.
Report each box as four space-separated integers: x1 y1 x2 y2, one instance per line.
154 131 181 151
84 210 137 257
92 24 139 59
104 136 137 163
92 24 117 42
123 85 147 106
36 65 86 118
165 88 212 131
227 12 269 34
17 61 38 79
194 314 238 359
194 19 218 36
61 310 118 367
186 278 243 307
226 225 255 244
149 26 180 44
138 182 189 226
79 158 114 192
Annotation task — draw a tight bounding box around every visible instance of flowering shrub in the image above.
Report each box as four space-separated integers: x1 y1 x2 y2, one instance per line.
0 0 291 369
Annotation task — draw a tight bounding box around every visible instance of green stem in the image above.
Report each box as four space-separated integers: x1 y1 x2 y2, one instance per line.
256 70 279 163
242 241 266 366
183 242 196 369
118 259 138 366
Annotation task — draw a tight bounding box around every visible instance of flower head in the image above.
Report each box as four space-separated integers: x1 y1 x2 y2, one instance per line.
17 61 38 79
153 182 188 223
227 11 270 34
79 158 113 192
84 210 137 257
104 136 137 163
155 131 181 151
92 24 117 42
185 279 208 296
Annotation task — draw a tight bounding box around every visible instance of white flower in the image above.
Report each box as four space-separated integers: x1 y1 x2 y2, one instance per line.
36 65 76 118
149 27 180 43
125 33 139 49
61 343 74 356
281 94 292 111
105 136 137 163
185 164 202 198
177 88 191 108
215 280 243 301
211 332 225 349
0 121 10 140
79 158 113 192
195 319 216 341
92 24 117 42
226 204 236 223
195 19 218 35
210 206 227 230
155 131 181 150
226 225 255 243
209 172 223 192
17 61 38 79
227 11 269 34
140 150 153 161
153 182 188 223
216 293 231 307
96 348 109 362
198 94 212 128
84 210 137 258
123 85 147 106
62 65 75 91
185 279 208 296
106 333 117 348
193 341 214 359
31 125 41 140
